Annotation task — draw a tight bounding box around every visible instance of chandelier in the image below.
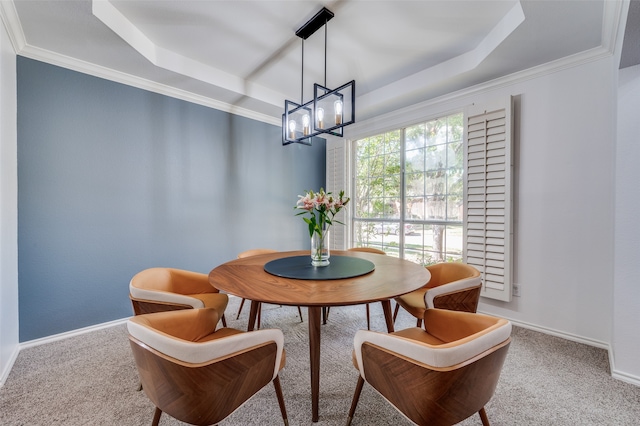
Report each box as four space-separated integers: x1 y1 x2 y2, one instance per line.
283 7 355 146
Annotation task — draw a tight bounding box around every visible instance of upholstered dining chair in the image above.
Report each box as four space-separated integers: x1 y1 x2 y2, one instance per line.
347 308 511 426
129 267 228 327
128 308 289 426
236 248 303 329
393 262 481 327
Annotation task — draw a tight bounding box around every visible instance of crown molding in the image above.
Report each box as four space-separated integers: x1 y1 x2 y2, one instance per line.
602 0 627 54
0 2 280 127
344 0 626 140
18 43 282 126
0 0 26 52
345 42 616 142
356 1 525 118
1 0 625 132
91 0 285 112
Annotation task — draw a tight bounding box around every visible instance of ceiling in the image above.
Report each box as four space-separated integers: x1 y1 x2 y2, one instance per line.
1 1 632 126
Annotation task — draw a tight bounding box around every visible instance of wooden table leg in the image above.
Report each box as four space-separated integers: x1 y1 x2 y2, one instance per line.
381 300 395 333
247 301 261 332
308 306 321 422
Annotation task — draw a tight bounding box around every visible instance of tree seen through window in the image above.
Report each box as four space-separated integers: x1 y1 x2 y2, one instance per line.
353 113 463 265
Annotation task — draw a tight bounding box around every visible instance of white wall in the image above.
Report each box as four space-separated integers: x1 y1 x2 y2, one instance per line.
477 57 616 347
613 63 640 384
0 15 18 385
347 55 617 349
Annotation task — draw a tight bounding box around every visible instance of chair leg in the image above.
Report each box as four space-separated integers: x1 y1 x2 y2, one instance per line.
478 407 490 426
366 304 371 330
392 303 400 322
416 318 422 328
273 375 289 426
221 313 227 327
236 297 246 319
297 306 304 322
257 305 262 329
346 376 365 426
151 407 162 426
322 307 329 325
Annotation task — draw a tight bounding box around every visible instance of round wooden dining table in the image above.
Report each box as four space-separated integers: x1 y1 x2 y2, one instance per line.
208 250 431 423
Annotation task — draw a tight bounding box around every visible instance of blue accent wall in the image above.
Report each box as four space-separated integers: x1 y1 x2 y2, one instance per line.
17 57 325 341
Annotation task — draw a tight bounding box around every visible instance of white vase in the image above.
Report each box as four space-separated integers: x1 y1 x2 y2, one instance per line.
310 229 330 267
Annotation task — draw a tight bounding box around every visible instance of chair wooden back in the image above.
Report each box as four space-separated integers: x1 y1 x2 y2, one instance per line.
128 308 287 425
425 262 482 312
351 309 511 425
360 339 509 425
130 337 279 425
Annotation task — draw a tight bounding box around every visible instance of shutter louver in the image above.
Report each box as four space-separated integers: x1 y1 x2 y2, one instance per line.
326 140 347 250
464 97 513 301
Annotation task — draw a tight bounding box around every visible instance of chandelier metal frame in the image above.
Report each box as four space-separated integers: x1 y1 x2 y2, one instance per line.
282 7 356 146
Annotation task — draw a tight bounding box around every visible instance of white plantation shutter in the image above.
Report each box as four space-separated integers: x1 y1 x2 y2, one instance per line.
464 97 514 301
326 139 348 250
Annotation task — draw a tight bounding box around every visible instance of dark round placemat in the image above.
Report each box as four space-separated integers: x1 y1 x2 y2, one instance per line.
264 255 375 280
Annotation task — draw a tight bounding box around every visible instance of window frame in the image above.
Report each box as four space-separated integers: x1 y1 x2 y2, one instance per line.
349 112 465 264
328 96 513 302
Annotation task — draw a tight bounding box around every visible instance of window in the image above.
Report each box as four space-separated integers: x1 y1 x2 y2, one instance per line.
352 113 464 264
327 97 513 301
337 97 513 302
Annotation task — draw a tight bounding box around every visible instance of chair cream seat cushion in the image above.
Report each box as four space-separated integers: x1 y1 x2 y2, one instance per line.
353 310 511 377
128 309 284 379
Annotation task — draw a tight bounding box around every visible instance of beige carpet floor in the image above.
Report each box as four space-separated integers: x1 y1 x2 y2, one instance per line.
1 296 639 425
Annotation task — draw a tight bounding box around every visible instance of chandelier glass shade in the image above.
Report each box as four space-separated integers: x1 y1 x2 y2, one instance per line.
282 8 356 146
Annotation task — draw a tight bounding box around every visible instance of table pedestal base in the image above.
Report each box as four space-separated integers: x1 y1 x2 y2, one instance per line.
246 299 396 422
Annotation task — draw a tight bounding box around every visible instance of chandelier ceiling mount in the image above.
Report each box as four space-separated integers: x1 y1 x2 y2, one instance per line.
283 7 356 146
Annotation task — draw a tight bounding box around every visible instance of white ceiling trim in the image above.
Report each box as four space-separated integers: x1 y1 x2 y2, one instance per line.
343 43 615 143
0 0 26 52
0 1 280 126
92 0 284 109
2 0 623 131
23 43 283 126
357 1 525 118
602 0 628 54
14 42 281 126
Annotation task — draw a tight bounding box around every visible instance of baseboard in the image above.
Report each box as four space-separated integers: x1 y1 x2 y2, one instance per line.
494 315 610 350
0 345 20 387
475 310 640 385
8 306 639 390
16 297 244 350
611 369 640 387
609 352 640 387
19 317 130 350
